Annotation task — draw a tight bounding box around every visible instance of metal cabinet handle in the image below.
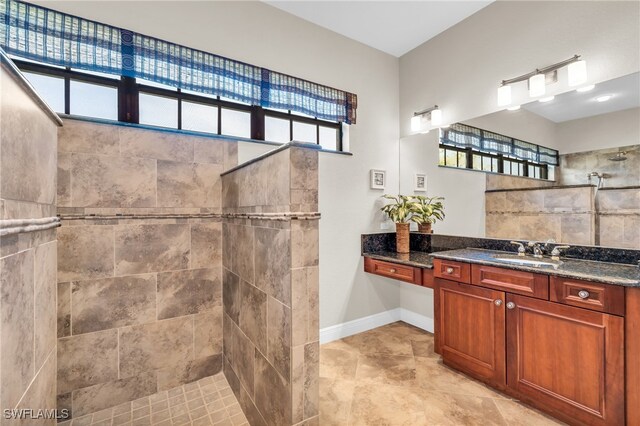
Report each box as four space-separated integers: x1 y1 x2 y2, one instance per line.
446 267 454 274
494 299 503 307
506 302 516 310
578 290 590 299
389 268 396 273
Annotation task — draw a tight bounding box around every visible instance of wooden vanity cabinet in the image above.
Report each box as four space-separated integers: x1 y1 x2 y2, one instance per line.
506 294 625 426
435 262 627 426
435 278 506 388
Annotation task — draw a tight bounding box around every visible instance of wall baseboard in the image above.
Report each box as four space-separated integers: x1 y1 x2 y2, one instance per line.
320 308 434 344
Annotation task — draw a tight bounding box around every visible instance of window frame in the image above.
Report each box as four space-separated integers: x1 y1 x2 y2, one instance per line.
12 58 344 151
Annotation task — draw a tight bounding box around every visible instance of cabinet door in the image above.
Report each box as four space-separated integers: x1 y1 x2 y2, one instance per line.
436 278 506 388
506 294 624 426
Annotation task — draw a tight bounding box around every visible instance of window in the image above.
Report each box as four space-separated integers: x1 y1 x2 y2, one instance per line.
439 123 556 180
11 58 345 151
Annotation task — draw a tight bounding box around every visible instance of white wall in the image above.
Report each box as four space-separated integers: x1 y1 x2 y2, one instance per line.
556 107 640 154
37 0 402 329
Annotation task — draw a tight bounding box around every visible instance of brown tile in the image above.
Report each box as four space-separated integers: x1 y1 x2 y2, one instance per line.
290 147 318 191
224 320 255 395
119 126 193 162
494 398 566 425
349 383 427 426
304 341 320 418
191 222 222 269
319 348 358 380
57 330 118 394
266 296 291 380
71 371 157 417
119 316 194 378
58 151 72 207
340 326 414 357
291 220 319 268
157 160 223 208
72 274 156 334
240 282 268 354
0 250 35 410
157 354 222 391
59 120 120 155
193 138 225 165
194 307 223 358
57 225 114 282
318 377 355 426
114 224 189 275
15 350 57 418
254 227 291 305
33 241 57 367
57 282 71 338
223 268 241 325
69 153 157 207
356 353 416 386
421 390 507 426
157 268 221 320
223 223 255 284
237 384 266 426
223 141 239 172
254 350 290 425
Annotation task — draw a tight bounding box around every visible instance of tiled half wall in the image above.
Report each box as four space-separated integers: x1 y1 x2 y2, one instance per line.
221 145 320 426
55 119 238 419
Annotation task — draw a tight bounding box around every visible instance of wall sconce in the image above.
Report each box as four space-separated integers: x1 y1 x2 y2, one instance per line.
411 105 442 133
497 54 587 107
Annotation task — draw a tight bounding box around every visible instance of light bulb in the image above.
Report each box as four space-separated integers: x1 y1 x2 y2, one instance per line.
529 74 546 97
430 109 442 126
539 96 555 103
596 95 612 102
497 85 512 106
568 60 587 86
411 115 422 132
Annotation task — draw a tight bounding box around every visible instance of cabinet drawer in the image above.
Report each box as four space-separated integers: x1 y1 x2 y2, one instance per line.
364 257 422 285
550 276 624 316
433 259 471 283
472 265 549 300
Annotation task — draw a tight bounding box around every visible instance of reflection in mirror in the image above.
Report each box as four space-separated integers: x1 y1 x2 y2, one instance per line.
401 72 640 249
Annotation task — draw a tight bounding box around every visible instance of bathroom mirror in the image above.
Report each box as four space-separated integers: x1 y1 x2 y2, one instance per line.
400 71 640 249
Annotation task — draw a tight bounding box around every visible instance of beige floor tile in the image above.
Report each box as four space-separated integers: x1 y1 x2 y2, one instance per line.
319 347 359 379
355 353 416 386
341 327 414 357
494 399 567 425
421 390 507 426
349 382 429 425
319 377 356 426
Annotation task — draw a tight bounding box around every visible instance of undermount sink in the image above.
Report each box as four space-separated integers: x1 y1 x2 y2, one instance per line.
492 255 562 268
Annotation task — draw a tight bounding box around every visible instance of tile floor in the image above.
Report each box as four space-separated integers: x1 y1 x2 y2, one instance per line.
319 321 566 426
59 374 247 426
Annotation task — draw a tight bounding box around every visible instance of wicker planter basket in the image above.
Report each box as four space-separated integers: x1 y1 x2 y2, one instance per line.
396 223 410 253
418 222 433 233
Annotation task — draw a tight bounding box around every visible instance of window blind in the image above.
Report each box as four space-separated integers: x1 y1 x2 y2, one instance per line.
0 0 358 124
441 123 558 166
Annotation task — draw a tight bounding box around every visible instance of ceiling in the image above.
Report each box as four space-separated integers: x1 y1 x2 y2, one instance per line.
264 1 493 57
523 72 640 123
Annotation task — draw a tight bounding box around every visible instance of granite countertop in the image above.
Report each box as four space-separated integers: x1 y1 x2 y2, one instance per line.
363 251 435 269
431 248 640 287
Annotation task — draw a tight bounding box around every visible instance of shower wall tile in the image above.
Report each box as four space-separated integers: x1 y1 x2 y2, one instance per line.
56 119 234 416
71 274 157 334
558 144 640 187
34 241 57 368
119 127 194 162
222 145 320 425
118 316 194 378
70 153 157 207
114 223 190 275
15 351 57 421
156 161 223 208
58 225 115 282
156 267 221 320
57 330 119 394
71 371 157 418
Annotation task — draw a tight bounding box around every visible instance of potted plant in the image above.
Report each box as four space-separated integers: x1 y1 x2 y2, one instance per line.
411 195 445 233
380 195 414 253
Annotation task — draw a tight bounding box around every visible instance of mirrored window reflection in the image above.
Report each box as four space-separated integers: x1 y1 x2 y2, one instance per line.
70 80 118 120
293 122 316 143
182 101 218 134
265 116 290 143
319 126 338 150
221 108 251 138
139 93 178 128
22 72 65 113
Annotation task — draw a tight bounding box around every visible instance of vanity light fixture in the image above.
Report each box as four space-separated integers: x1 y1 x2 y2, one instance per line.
539 96 555 103
576 84 595 92
497 55 587 106
596 95 612 102
411 105 441 132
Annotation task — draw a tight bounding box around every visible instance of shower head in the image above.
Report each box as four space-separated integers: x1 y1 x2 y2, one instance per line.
609 152 627 161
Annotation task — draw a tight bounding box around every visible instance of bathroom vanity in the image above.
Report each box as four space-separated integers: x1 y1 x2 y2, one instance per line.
362 234 640 426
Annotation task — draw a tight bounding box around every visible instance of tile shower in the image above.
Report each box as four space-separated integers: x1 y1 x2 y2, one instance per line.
1 63 320 425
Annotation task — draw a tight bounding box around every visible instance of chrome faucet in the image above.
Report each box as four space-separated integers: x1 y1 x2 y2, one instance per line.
528 241 543 258
551 245 570 261
510 241 526 257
